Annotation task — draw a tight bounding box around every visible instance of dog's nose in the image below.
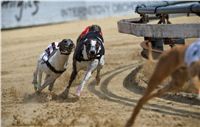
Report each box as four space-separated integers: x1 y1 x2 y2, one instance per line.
90 50 95 55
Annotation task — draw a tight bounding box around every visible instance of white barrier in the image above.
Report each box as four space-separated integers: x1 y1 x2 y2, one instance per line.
1 1 144 29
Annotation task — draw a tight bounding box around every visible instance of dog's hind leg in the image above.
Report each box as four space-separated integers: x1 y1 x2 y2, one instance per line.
127 68 188 126
126 53 184 127
145 67 188 101
125 77 161 127
126 67 188 127
96 68 101 85
126 78 170 127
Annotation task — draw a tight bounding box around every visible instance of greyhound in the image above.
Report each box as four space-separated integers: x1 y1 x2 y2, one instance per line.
32 39 75 94
126 38 200 127
59 30 105 98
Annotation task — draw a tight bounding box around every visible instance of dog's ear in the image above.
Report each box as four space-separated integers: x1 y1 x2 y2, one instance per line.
58 39 67 47
68 39 74 46
72 43 75 48
57 42 61 47
58 39 72 47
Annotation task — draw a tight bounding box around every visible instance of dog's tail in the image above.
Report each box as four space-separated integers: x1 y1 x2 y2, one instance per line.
147 41 154 62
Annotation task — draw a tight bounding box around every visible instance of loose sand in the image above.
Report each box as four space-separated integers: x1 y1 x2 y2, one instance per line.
2 15 200 127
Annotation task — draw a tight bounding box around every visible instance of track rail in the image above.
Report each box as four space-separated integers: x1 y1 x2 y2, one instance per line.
117 18 200 38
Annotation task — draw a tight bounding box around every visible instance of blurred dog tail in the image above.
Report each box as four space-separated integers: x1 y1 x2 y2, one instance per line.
147 41 154 62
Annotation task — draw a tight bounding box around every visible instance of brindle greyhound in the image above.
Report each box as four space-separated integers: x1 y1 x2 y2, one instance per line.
60 31 105 98
126 39 200 127
32 39 75 94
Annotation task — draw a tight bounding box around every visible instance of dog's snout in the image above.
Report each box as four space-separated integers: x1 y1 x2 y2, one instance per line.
69 43 74 48
90 50 95 55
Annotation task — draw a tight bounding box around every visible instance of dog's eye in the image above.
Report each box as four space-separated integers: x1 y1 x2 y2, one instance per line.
96 43 99 49
69 43 74 47
87 43 91 47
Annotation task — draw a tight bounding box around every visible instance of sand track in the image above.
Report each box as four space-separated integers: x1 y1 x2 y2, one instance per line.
2 15 200 127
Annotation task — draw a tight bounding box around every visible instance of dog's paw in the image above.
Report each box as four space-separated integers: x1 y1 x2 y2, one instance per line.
47 92 56 101
125 119 134 127
33 83 41 92
32 80 37 85
34 86 38 92
47 94 53 101
96 80 100 86
35 90 41 95
96 77 101 85
59 89 69 99
76 85 84 97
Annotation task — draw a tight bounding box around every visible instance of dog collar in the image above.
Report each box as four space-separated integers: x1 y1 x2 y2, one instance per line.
61 52 70 55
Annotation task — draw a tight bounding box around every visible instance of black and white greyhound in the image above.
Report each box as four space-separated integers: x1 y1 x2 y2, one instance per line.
32 39 75 94
60 30 105 98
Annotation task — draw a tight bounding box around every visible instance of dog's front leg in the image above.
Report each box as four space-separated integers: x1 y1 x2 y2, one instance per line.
96 56 105 85
32 67 38 85
32 61 42 91
76 60 98 96
59 61 78 99
76 71 92 96
36 70 43 90
96 68 101 85
32 68 39 91
37 75 56 93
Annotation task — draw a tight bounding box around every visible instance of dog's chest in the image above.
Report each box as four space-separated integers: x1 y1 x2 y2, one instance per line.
76 61 91 71
76 59 99 71
82 45 88 60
